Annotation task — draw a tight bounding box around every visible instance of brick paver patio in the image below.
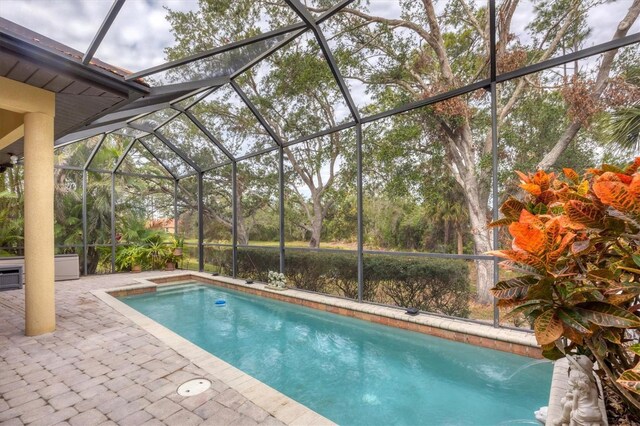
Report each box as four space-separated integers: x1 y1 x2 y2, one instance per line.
0 272 285 426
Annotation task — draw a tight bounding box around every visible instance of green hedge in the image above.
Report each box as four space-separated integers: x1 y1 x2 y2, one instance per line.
205 247 470 318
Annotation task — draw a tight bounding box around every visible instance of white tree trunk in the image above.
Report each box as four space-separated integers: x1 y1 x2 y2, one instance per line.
464 181 493 303
309 199 323 248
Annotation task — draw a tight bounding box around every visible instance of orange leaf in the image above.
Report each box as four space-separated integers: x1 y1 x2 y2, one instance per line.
593 179 640 214
625 157 640 174
509 212 546 255
519 210 544 226
520 183 542 196
565 200 604 228
534 309 564 345
487 250 547 272
538 190 557 204
548 232 576 264
616 173 633 184
563 168 579 182
509 223 545 254
515 170 530 183
532 170 552 191
630 174 640 198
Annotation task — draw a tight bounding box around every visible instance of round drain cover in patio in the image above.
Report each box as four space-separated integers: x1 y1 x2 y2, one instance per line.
177 378 211 396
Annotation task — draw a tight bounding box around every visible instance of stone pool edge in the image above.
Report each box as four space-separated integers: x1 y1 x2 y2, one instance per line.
91 286 335 426
115 271 542 358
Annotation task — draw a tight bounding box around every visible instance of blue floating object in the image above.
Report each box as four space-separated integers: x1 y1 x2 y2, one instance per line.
215 299 226 306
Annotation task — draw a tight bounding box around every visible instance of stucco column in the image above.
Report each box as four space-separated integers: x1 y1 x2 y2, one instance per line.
23 111 56 336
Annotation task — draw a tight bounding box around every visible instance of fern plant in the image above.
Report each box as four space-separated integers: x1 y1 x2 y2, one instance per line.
489 157 640 413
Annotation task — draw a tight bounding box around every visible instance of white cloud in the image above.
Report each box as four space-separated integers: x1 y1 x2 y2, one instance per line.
0 0 112 52
1 0 637 77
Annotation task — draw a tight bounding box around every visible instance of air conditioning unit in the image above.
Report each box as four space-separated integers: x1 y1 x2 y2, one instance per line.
0 265 23 291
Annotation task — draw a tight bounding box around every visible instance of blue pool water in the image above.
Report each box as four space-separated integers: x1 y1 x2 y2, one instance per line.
121 283 551 425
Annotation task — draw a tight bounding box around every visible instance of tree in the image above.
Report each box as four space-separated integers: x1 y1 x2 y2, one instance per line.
312 0 640 302
606 105 640 154
165 4 354 248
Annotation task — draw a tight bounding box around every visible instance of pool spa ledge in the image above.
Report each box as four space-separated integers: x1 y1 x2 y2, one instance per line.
94 272 543 425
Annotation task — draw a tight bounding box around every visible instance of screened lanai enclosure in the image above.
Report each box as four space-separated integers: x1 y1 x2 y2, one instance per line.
2 0 639 327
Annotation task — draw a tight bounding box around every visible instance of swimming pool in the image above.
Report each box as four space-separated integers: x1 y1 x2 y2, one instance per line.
121 282 551 425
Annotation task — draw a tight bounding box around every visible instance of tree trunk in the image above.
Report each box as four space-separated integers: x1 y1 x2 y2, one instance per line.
236 217 248 245
457 228 463 255
440 121 493 303
235 181 249 245
308 200 323 248
443 219 450 246
465 185 493 303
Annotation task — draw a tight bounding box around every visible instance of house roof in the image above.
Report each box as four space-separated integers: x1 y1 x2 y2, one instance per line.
0 17 150 162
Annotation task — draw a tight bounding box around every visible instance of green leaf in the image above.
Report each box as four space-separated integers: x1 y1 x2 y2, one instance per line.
587 269 616 282
557 308 591 335
618 369 640 394
541 344 565 361
499 197 525 219
534 309 564 345
619 266 640 274
600 328 621 344
527 278 554 300
501 300 544 321
565 285 599 299
532 202 548 215
488 218 514 228
602 164 626 174
604 217 626 233
571 240 590 255
616 281 640 293
575 302 640 328
592 336 607 358
633 255 640 268
629 344 640 356
498 261 543 277
491 276 539 299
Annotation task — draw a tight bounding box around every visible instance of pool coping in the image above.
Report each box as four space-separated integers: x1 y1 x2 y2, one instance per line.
108 272 541 357
92 285 335 426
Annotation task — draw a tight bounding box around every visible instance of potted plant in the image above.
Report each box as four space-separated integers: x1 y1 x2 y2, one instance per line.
171 236 184 257
115 245 147 273
146 240 169 270
164 251 180 271
489 157 640 417
265 270 287 291
166 236 184 270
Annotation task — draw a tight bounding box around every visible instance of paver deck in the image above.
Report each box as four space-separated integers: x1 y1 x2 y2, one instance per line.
0 272 293 426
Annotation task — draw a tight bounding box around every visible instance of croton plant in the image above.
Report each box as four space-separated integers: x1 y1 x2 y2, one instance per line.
489 157 640 412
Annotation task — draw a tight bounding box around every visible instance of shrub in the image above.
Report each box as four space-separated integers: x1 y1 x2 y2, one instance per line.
207 247 470 318
204 246 233 275
489 158 640 414
365 255 470 317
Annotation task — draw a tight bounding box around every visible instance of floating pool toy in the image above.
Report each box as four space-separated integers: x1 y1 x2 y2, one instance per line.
214 299 226 306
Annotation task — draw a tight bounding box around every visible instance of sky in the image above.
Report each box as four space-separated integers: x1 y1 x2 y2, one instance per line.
0 0 637 75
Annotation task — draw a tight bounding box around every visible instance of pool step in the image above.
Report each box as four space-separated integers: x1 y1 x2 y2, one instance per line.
157 283 201 292
156 285 206 297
